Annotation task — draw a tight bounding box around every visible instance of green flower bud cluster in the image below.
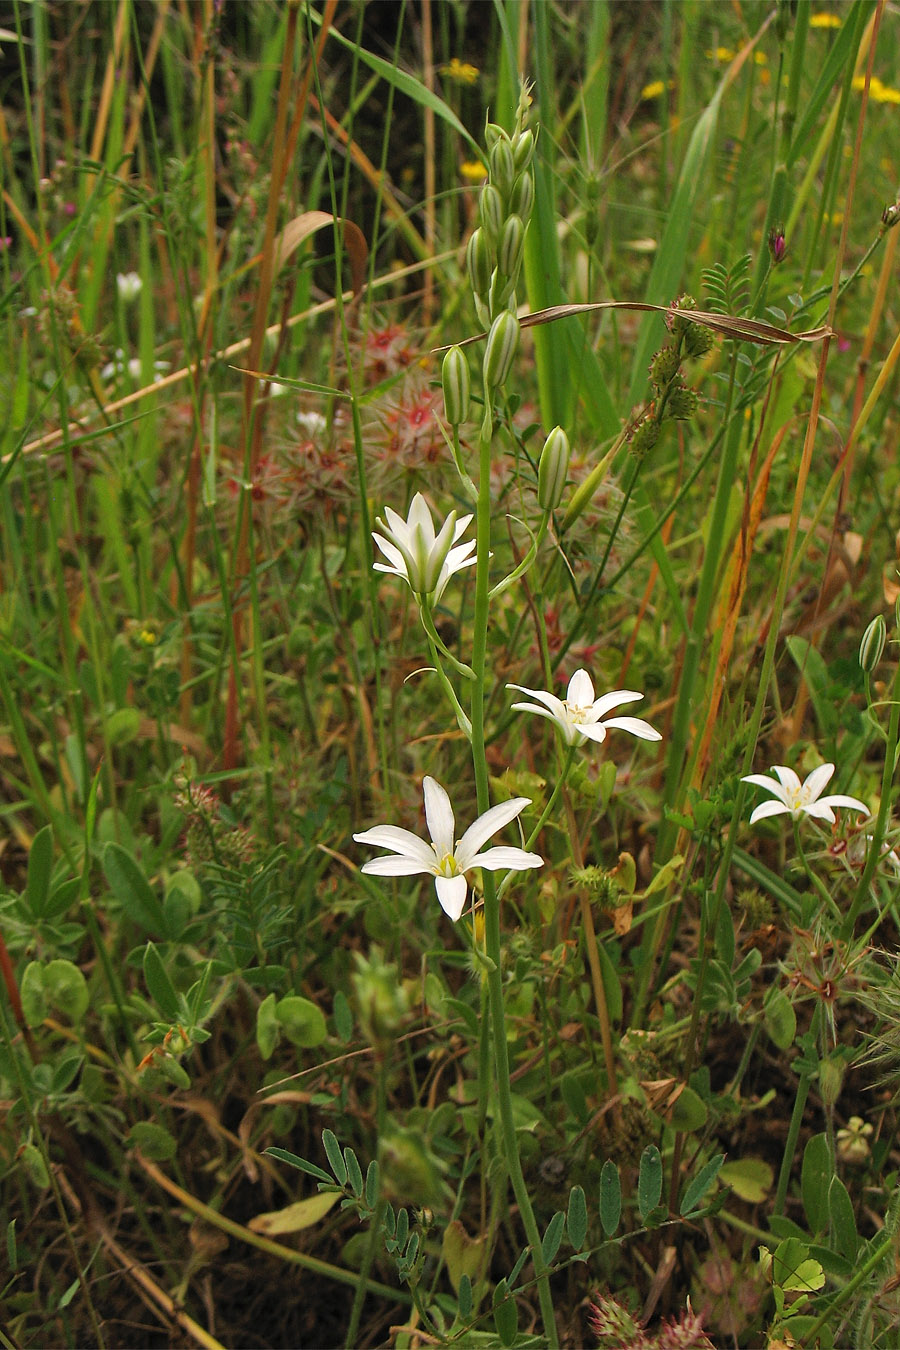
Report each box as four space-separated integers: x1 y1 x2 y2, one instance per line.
633 293 711 452
467 98 536 330
667 294 714 358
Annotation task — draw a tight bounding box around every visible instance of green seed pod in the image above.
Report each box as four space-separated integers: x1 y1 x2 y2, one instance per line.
508 171 534 223
483 310 520 390
466 227 493 298
489 138 515 197
648 344 681 389
484 120 505 151
512 128 535 173
630 416 660 458
497 214 525 281
479 184 504 249
859 614 887 673
441 346 471 426
537 425 570 510
683 322 715 359
666 382 699 420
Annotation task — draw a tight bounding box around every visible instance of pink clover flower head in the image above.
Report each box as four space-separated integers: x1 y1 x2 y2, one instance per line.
507 668 661 749
353 776 542 921
742 763 868 825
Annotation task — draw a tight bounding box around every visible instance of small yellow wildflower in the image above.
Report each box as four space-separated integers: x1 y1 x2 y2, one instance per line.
709 46 735 62
440 58 479 86
460 160 488 183
810 12 841 28
753 50 768 65
852 74 900 103
139 627 158 646
640 79 668 101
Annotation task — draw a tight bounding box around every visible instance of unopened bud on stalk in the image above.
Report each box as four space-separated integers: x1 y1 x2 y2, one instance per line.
819 1055 845 1110
441 346 471 426
497 214 525 280
466 227 493 298
512 128 535 173
768 225 786 264
537 426 570 510
859 614 887 673
479 184 504 248
483 310 520 389
882 200 900 230
508 172 534 223
484 121 505 151
489 138 515 196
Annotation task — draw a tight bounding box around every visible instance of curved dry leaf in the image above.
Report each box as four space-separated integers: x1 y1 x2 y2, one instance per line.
272 211 368 296
248 1189 340 1236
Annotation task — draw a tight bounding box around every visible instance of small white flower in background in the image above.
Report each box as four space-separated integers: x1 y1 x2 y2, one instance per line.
372 493 476 601
100 349 170 384
742 763 868 824
353 776 542 921
507 668 661 748
116 271 143 302
297 410 328 437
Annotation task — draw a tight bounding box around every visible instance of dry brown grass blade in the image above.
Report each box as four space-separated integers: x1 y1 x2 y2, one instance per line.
437 302 832 352
271 211 368 295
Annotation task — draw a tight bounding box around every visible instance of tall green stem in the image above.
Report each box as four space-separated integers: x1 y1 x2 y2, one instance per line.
470 413 558 1347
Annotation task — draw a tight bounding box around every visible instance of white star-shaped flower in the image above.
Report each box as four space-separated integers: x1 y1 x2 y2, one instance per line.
741 763 868 824
372 494 475 601
353 777 542 921
507 669 661 748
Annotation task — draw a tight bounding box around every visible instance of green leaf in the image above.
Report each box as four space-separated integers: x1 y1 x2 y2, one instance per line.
668 1085 708 1133
105 706 141 746
566 1185 588 1251
127 1121 177 1161
344 1147 364 1198
248 1190 339 1235
20 963 47 1027
764 985 797 1050
25 825 53 920
680 1153 725 1216
265 1146 334 1186
322 1128 347 1186
102 842 167 937
364 1159 379 1210
143 943 179 1022
802 1133 832 1236
442 1219 484 1294
275 995 327 1048
492 1277 518 1347
786 636 837 738
772 1236 826 1293
333 989 353 1041
828 1175 858 1262
50 1048 84 1095
595 940 622 1023
7 1218 16 1273
44 960 89 1024
599 1159 622 1236
541 1210 565 1265
719 1158 773 1203
458 1273 473 1321
638 1145 663 1221
256 993 279 1060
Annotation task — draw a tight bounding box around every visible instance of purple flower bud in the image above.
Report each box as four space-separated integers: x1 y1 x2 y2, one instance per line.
768 226 786 264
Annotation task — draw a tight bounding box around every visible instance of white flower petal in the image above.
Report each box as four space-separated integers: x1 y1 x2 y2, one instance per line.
771 765 802 793
590 689 645 719
741 773 788 799
816 794 868 816
455 796 531 865
749 799 793 823
467 845 543 872
360 855 435 877
567 669 595 706
577 722 607 744
507 686 568 718
408 493 435 546
602 715 663 742
804 763 836 800
803 801 837 823
435 873 468 921
353 825 436 866
423 777 456 854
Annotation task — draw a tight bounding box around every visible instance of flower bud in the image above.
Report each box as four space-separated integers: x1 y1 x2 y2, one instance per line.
508 172 534 223
479 184 504 249
538 426 570 510
466 227 493 298
483 310 519 390
489 138 515 196
882 200 900 231
484 120 505 151
497 214 525 281
768 225 786 264
441 346 470 426
512 128 535 173
819 1054 845 1110
859 614 887 673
